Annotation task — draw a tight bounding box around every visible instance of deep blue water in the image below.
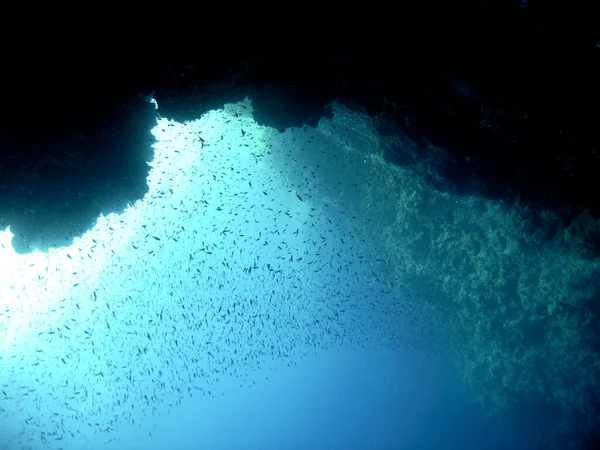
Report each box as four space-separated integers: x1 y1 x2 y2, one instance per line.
97 348 532 450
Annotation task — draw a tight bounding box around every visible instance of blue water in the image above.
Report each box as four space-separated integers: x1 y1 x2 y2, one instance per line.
96 348 530 450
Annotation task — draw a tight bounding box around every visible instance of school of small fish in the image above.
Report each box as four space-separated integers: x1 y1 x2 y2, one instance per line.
0 100 439 449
